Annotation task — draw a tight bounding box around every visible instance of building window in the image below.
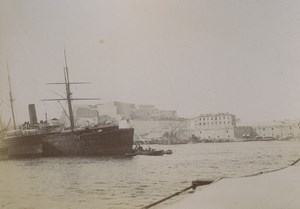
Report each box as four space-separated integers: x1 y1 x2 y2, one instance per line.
219 121 221 124
199 123 202 125
228 135 230 137
271 128 273 130
227 130 229 133
203 122 206 125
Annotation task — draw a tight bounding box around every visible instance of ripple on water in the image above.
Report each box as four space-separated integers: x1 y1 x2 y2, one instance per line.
1 141 300 209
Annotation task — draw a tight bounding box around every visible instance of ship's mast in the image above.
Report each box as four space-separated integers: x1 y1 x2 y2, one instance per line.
0 104 4 136
0 117 3 137
63 49 75 131
42 50 100 131
6 59 17 130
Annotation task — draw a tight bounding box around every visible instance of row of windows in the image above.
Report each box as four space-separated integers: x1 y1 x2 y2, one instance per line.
199 130 230 134
196 121 231 125
198 116 231 121
262 133 293 137
198 135 231 138
258 127 298 131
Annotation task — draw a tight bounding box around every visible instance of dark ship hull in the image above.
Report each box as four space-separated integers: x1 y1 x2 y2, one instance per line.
5 126 134 158
6 134 44 158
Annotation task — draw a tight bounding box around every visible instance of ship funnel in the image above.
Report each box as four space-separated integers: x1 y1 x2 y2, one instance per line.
28 104 38 125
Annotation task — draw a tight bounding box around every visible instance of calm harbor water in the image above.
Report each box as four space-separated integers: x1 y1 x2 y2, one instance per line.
1 141 300 209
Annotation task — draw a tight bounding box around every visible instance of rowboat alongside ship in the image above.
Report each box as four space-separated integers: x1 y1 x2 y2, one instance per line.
163 149 173 155
136 149 164 156
132 145 172 156
125 148 173 157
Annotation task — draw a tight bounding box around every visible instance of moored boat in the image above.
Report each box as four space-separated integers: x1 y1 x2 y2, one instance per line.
163 149 173 155
125 150 138 156
136 149 164 156
2 52 134 159
4 123 134 158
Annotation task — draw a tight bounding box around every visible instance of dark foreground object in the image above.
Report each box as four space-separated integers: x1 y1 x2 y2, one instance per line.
142 180 213 209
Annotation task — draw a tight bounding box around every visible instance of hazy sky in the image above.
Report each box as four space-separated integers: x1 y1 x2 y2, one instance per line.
1 0 300 124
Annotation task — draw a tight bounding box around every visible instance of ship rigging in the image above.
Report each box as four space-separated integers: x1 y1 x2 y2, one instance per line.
6 58 17 130
42 50 100 131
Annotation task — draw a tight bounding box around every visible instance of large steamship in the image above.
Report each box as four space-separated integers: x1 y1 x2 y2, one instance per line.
1 52 134 158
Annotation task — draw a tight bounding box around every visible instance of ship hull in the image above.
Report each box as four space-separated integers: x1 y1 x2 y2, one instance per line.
44 128 134 156
4 127 134 158
6 134 44 158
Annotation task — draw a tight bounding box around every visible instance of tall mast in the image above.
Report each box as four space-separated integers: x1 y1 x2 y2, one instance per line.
64 49 75 131
6 59 17 130
0 104 4 136
42 50 101 130
0 115 3 136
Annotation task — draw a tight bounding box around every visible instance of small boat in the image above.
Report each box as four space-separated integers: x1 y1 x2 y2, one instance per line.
137 149 164 156
163 149 173 155
125 151 138 156
134 147 164 156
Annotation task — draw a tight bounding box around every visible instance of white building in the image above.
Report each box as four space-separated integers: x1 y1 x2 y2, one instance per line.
191 113 236 129
253 120 300 140
189 113 237 140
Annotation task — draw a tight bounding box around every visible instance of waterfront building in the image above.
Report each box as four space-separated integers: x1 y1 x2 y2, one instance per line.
189 113 237 140
253 120 300 140
191 113 236 129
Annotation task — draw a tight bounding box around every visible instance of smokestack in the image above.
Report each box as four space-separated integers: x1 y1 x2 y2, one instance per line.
28 104 38 125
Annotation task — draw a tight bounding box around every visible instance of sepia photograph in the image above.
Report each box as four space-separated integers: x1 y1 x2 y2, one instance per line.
1 0 300 209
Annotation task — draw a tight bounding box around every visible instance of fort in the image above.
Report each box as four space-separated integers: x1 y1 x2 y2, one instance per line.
69 101 300 143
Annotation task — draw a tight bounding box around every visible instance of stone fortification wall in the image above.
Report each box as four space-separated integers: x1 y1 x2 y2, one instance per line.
97 102 118 119
130 120 183 137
